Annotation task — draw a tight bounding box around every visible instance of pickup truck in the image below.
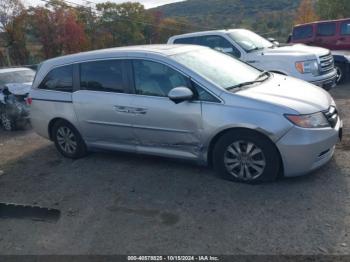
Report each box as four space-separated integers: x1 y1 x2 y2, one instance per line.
168 29 338 90
288 18 350 83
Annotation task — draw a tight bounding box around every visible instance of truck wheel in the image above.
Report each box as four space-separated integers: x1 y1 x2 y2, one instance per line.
335 63 345 84
1 112 16 131
213 130 280 184
52 120 87 159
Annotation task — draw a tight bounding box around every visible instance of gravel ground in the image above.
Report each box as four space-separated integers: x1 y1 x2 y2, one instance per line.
0 83 350 255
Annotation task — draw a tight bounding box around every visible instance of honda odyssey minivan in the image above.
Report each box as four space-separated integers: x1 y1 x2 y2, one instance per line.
30 45 342 183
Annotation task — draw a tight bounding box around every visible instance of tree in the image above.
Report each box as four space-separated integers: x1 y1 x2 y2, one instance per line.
0 50 6 67
5 11 29 65
0 0 29 65
294 0 318 25
96 2 148 47
316 0 350 20
143 10 162 44
61 11 87 54
156 18 191 43
28 0 87 59
0 0 23 31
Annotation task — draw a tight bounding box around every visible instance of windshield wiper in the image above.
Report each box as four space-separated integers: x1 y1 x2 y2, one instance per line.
247 47 263 53
255 71 271 81
226 80 264 90
226 71 271 91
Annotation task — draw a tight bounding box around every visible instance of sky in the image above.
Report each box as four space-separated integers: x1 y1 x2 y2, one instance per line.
24 0 185 9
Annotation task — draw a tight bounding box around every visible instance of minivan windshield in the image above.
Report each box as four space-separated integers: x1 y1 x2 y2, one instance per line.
228 30 273 52
171 48 262 90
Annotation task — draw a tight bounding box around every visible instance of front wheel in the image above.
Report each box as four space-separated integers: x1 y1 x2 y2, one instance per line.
52 120 87 159
335 63 345 84
213 130 281 183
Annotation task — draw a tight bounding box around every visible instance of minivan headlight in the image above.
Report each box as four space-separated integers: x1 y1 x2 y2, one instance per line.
295 60 319 75
285 112 330 128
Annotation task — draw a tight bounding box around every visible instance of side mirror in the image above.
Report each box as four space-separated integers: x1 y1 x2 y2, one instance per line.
168 87 193 104
268 37 280 47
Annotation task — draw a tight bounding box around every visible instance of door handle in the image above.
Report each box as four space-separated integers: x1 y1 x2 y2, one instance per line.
114 106 147 115
131 108 147 115
114 106 130 113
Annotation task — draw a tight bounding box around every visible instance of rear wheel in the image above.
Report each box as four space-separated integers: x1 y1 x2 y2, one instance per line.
1 111 16 131
52 120 87 158
213 130 280 183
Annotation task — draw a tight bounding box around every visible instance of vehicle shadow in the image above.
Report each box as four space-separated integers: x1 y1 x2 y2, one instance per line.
0 126 32 142
0 141 349 255
330 83 350 100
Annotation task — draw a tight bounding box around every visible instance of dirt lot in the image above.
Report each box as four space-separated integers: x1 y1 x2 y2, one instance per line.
0 83 350 255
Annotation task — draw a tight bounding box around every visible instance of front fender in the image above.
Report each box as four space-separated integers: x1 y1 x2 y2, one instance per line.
199 103 294 163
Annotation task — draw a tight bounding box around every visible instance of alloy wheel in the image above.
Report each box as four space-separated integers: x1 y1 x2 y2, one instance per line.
56 126 77 154
224 140 266 181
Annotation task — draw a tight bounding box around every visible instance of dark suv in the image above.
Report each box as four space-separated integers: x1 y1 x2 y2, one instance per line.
288 18 350 83
289 18 350 50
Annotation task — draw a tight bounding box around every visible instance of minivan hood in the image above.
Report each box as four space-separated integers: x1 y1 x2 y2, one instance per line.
237 74 332 114
262 44 329 57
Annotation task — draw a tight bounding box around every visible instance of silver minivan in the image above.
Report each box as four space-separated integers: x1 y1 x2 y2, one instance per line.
30 45 342 183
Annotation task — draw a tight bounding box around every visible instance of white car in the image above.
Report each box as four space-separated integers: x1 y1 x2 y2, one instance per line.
0 67 35 131
168 29 338 90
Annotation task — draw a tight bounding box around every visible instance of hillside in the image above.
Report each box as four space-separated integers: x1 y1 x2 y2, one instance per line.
153 0 302 41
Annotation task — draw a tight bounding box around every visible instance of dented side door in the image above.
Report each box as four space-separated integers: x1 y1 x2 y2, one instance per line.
131 95 203 160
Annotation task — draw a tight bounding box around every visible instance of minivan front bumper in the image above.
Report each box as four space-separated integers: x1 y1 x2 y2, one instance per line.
276 117 342 177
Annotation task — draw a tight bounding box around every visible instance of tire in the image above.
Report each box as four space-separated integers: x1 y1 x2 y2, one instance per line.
335 63 345 84
213 130 280 184
52 120 87 159
1 111 16 131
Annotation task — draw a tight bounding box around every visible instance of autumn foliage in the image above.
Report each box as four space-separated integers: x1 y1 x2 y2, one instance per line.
28 4 87 58
2 0 348 66
294 0 319 25
1 0 192 65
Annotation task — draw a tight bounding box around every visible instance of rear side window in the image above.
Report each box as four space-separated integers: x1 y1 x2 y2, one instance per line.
173 37 196 44
196 35 241 58
317 22 336 36
80 60 126 93
39 65 73 92
293 25 313 40
341 21 350 35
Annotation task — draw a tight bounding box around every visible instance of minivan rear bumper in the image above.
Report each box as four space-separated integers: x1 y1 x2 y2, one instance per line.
276 117 342 177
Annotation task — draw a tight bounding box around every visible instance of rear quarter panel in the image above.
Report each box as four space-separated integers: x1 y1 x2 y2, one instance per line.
30 89 77 139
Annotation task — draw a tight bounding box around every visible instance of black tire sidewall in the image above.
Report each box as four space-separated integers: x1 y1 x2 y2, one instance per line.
335 63 345 84
52 120 87 159
213 130 280 183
